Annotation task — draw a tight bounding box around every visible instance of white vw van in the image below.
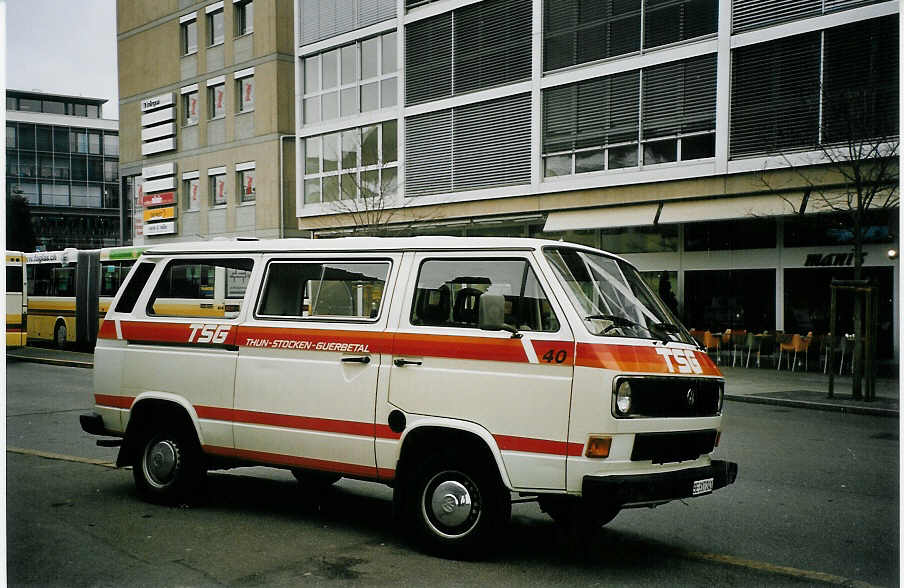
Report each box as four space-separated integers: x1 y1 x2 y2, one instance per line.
81 237 737 557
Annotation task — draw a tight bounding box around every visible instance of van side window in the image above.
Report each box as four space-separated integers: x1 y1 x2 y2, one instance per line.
410 259 560 332
115 262 155 313
257 261 389 320
147 258 254 318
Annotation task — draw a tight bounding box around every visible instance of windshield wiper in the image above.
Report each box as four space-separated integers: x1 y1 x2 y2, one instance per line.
585 314 680 344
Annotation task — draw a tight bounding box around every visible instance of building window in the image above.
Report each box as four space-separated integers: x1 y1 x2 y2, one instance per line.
73 103 87 117
208 83 225 119
405 0 531 105
235 0 253 36
181 18 198 54
72 131 89 154
6 96 16 110
209 172 227 206
87 104 100 118
42 100 65 115
542 54 716 177
88 132 102 155
730 15 897 158
208 8 224 46
184 177 201 211
238 167 255 202
543 0 717 73
19 98 41 112
183 90 200 125
237 75 254 112
303 31 398 124
6 124 16 149
103 133 119 156
303 121 398 204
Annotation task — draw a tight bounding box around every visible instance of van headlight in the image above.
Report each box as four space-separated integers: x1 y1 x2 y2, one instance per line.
615 380 633 415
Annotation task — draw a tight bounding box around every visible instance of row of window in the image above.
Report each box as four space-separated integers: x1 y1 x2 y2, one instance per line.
137 164 256 215
6 95 102 118
8 180 119 209
6 151 118 183
6 124 118 156
302 31 398 124
303 121 398 204
181 0 253 55
181 74 254 126
130 256 560 336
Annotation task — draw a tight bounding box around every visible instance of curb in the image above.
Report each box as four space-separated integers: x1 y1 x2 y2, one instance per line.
725 393 898 418
7 354 93 370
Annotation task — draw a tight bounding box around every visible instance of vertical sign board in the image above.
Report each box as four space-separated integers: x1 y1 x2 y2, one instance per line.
141 93 177 156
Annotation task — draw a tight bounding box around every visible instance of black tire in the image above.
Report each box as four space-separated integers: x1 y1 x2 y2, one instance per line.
404 453 510 559
539 495 619 532
53 321 67 349
291 468 341 487
132 426 204 505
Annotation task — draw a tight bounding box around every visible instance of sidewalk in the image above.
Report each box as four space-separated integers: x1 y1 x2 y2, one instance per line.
6 346 900 416
6 346 93 369
720 365 899 417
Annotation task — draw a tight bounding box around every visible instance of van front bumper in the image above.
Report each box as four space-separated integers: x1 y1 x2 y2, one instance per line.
582 459 738 507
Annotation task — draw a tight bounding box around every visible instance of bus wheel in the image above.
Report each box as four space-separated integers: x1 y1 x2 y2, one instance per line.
53 321 67 349
133 426 204 505
405 453 510 559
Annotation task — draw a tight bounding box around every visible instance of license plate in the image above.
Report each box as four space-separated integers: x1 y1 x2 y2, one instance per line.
692 477 714 496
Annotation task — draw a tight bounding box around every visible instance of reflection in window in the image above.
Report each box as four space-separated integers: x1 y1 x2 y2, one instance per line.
258 261 390 319
235 0 253 35
149 258 254 317
209 173 227 206
237 75 254 112
208 9 224 45
685 218 776 251
208 83 225 119
411 259 560 331
182 18 198 54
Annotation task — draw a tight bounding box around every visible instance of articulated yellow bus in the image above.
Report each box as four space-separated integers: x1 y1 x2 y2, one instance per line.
6 251 28 348
26 246 144 348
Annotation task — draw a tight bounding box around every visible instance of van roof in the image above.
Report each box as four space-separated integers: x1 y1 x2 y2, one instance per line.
141 236 616 256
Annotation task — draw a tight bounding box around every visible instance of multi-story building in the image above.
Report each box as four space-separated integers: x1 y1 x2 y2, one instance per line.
116 0 297 245
293 0 900 361
6 90 123 250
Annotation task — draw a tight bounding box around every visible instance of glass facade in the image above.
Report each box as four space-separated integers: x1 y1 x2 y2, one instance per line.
6 114 120 250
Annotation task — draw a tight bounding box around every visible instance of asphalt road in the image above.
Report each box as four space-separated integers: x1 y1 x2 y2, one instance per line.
6 359 899 586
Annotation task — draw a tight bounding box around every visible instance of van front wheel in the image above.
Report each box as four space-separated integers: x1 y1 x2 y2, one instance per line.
133 428 204 505
405 454 510 558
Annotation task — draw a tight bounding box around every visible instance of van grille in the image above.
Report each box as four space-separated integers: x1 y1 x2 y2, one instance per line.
613 376 723 418
631 430 718 464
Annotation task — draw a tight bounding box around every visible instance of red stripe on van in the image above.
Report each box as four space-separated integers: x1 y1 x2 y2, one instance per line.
97 320 116 340
94 394 133 409
202 445 387 480
575 343 722 376
196 405 394 439
118 320 238 346
393 332 528 363
235 326 393 353
494 434 584 457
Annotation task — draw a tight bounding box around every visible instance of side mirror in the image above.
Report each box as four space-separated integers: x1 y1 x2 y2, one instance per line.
478 293 521 338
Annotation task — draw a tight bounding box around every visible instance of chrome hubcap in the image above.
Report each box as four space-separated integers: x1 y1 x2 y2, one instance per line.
146 440 177 486
430 480 473 528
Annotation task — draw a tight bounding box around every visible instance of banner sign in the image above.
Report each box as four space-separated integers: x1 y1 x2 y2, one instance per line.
142 191 176 207
144 221 176 236
144 206 176 222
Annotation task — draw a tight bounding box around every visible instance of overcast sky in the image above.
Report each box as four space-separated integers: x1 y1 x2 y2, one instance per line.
6 0 119 119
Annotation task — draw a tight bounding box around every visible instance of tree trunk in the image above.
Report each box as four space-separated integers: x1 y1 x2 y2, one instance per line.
851 215 863 400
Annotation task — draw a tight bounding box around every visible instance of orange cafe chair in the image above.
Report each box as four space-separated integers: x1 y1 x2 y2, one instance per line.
703 331 721 363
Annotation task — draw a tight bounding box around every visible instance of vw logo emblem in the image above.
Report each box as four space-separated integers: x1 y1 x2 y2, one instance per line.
686 388 696 407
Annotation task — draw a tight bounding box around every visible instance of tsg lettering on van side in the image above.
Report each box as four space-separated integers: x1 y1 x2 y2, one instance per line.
81 237 737 558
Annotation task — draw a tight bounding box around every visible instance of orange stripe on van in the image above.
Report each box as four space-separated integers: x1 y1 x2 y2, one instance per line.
236 326 394 353
393 332 528 363
575 343 722 376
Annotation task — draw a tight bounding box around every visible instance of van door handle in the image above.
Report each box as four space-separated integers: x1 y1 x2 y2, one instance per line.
341 356 371 364
393 358 422 367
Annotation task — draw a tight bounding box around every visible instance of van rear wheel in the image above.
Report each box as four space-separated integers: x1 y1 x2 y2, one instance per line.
133 427 204 505
404 453 510 559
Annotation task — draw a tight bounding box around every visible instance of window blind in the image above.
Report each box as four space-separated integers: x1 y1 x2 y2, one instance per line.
643 54 716 139
405 109 453 196
405 13 453 105
453 0 532 94
730 32 821 157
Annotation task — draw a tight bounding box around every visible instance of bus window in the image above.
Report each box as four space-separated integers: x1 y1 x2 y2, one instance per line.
29 264 53 296
52 266 76 297
6 266 22 293
148 258 253 317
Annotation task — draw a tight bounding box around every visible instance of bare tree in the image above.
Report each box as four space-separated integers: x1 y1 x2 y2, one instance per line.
760 80 898 400
325 159 437 236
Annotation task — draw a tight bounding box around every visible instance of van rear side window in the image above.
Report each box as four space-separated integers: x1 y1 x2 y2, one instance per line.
114 262 155 313
148 258 254 318
411 259 560 332
257 261 390 320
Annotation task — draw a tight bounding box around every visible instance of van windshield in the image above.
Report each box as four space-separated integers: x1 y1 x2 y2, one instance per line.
544 247 693 344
